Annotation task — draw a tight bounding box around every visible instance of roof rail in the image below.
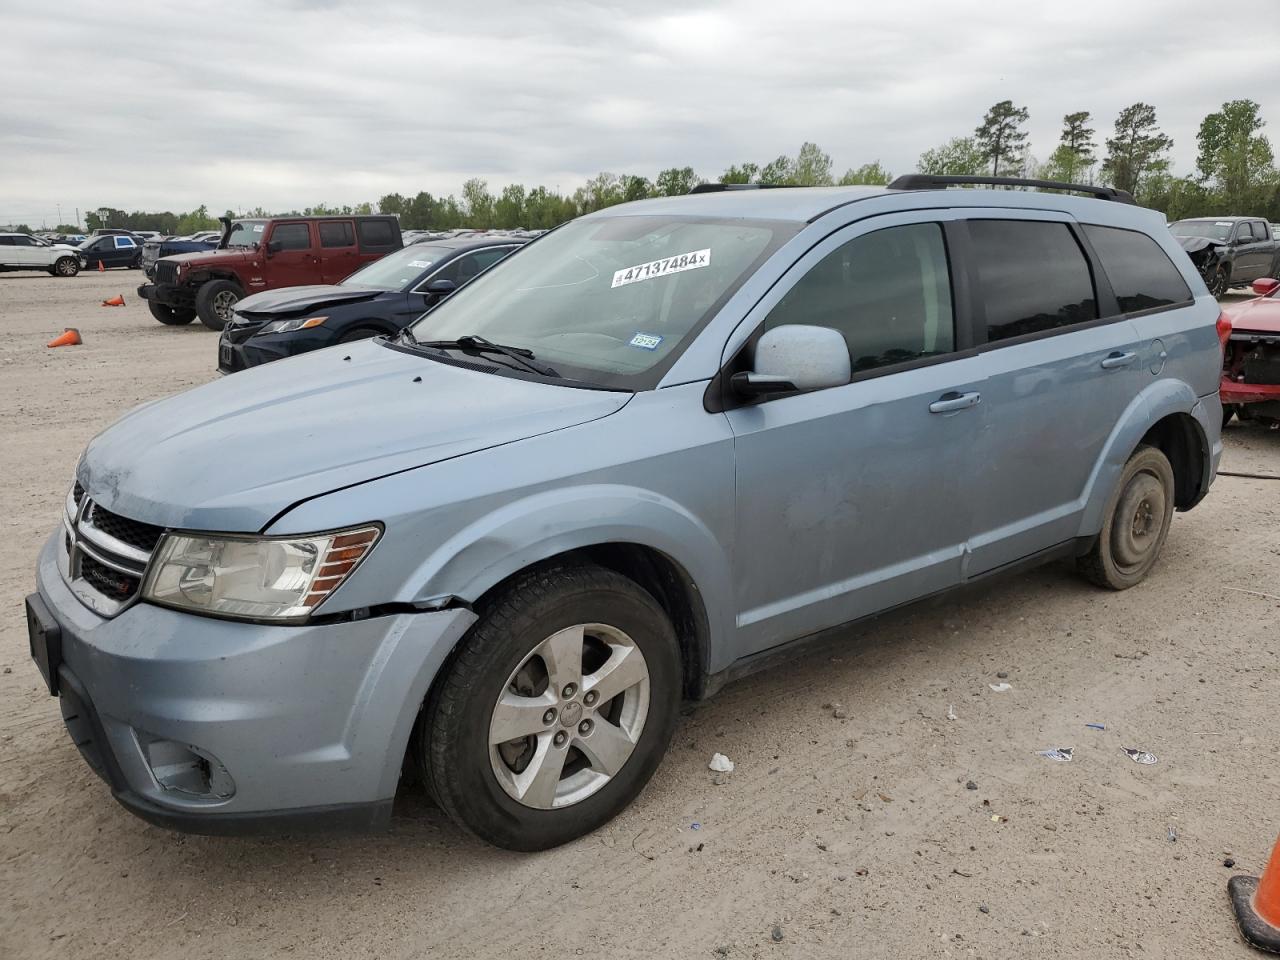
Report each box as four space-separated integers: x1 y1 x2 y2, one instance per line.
888 174 1136 205
688 183 797 194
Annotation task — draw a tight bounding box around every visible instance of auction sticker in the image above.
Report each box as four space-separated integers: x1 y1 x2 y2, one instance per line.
612 249 711 288
629 332 664 350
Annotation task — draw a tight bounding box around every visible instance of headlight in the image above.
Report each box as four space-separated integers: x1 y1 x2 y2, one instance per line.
141 524 380 621
260 316 327 334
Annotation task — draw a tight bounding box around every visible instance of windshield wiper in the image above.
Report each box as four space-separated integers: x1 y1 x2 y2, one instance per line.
416 334 560 377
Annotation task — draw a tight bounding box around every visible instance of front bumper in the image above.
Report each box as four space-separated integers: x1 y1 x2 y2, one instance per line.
219 323 332 373
30 531 477 834
137 282 190 307
1221 375 1280 406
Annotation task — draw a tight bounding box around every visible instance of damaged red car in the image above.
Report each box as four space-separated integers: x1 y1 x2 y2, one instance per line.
1222 277 1280 427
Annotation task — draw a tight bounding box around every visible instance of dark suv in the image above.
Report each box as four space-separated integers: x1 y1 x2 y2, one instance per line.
139 215 402 329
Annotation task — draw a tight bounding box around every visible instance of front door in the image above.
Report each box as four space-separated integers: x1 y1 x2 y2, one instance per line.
263 221 318 287
727 214 983 658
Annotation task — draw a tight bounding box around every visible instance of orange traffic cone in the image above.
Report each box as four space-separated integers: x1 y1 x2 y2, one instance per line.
47 328 82 348
97 259 105 273
1230 835 1280 952
101 294 125 307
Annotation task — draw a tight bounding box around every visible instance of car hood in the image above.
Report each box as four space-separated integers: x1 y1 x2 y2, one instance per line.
1175 235 1227 254
1225 296 1280 334
78 341 631 532
162 248 253 266
235 284 384 316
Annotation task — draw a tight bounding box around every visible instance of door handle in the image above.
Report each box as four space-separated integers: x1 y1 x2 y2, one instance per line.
929 391 981 414
1100 351 1137 370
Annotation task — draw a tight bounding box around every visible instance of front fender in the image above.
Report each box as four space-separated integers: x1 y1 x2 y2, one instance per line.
408 484 736 671
1077 378 1214 536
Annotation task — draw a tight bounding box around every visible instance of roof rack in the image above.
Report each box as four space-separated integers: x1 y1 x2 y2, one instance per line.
888 174 1136 205
688 183 797 194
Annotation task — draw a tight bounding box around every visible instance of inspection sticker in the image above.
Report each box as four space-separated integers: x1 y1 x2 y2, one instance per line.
629 332 664 350
1215 221 1233 226
612 248 710 288
253 224 264 232
408 260 433 268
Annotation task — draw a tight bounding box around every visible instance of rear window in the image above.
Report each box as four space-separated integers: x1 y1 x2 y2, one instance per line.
968 220 1098 343
357 219 397 249
1083 225 1192 313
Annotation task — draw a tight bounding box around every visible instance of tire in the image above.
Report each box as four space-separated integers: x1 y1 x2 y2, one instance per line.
148 301 197 325
420 563 681 851
194 279 243 330
1222 404 1236 429
1077 445 1176 590
53 257 79 277
1208 266 1230 298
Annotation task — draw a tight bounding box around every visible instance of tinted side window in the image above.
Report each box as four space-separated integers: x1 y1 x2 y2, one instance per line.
0 236 13 246
1083 225 1191 313
357 219 396 249
12 235 36 246
969 220 1097 343
763 222 955 374
319 221 355 247
272 223 311 250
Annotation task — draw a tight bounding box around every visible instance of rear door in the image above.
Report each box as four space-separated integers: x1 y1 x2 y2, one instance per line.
960 213 1145 576
7 234 41 266
263 221 317 287
0 236 14 266
1236 221 1272 281
317 220 358 283
726 212 984 656
108 236 138 266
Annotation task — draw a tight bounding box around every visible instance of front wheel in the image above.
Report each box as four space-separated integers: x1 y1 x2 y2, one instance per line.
420 564 681 851
148 301 196 325
1207 265 1230 298
1078 445 1175 590
53 256 80 277
194 279 242 330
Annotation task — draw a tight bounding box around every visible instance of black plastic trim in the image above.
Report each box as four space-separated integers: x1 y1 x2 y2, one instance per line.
889 174 1137 204
115 791 393 836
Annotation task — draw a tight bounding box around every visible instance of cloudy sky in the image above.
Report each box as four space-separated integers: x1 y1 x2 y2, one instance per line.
3 0 1275 225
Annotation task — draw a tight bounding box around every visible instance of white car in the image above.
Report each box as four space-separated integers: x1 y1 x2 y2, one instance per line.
0 233 84 276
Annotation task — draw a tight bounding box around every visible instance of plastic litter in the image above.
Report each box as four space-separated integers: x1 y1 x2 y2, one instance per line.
691 822 701 831
708 753 734 773
947 704 958 721
1036 747 1073 762
1122 748 1158 765
1085 723 1106 730
1167 825 1177 842
989 682 1012 692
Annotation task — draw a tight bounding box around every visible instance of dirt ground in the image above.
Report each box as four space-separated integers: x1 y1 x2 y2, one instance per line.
1 270 1277 960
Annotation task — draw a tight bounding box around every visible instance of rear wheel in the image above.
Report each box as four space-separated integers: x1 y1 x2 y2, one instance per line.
420 564 680 851
53 256 79 277
148 301 196 325
194 279 242 330
1078 445 1175 590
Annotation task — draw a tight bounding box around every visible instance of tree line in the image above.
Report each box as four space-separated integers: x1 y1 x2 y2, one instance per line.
21 97 1273 237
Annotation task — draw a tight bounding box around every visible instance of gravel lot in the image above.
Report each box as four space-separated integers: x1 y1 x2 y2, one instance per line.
1 270 1277 959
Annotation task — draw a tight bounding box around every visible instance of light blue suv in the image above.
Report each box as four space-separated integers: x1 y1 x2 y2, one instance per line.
27 175 1226 849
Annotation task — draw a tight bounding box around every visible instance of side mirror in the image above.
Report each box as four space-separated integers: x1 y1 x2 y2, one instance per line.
424 278 457 295
731 324 851 398
266 240 282 254
1253 278 1280 297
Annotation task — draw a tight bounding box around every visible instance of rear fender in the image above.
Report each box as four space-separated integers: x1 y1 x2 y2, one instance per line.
1077 379 1214 536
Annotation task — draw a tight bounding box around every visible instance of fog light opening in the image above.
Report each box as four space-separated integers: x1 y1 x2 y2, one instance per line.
142 738 235 800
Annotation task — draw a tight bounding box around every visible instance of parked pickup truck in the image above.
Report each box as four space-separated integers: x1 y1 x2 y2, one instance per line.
139 215 402 329
1170 217 1280 297
141 231 221 278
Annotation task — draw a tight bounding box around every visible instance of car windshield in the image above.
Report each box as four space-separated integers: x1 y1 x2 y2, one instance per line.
225 220 267 248
342 244 449 290
1170 220 1233 242
406 215 795 390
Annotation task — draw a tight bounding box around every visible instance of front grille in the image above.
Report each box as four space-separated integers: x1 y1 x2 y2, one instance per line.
87 502 164 552
62 488 164 615
155 260 178 285
80 553 139 602
1244 355 1280 385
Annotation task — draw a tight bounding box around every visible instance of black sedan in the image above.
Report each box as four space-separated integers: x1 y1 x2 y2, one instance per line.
218 236 526 372
78 234 143 269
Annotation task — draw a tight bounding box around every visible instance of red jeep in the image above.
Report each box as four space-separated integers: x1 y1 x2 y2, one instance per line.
139 215 402 329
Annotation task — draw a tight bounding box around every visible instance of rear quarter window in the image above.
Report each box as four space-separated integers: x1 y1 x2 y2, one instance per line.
357 220 397 249
968 220 1098 343
1083 225 1192 313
